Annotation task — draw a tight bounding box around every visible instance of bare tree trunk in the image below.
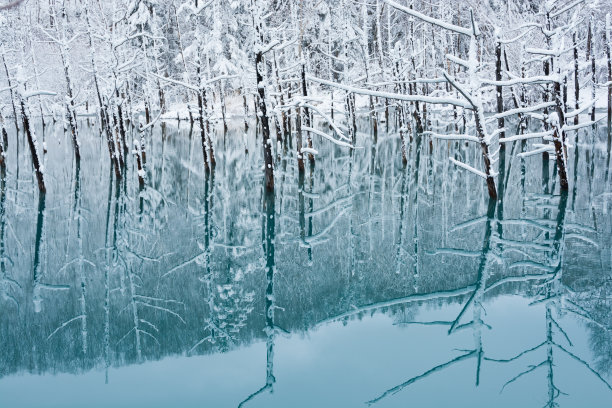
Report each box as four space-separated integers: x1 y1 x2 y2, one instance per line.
553 81 569 190
296 103 304 173
256 51 274 191
55 18 81 162
197 89 210 172
102 104 121 179
219 80 227 132
242 83 249 132
542 12 552 160
111 111 125 169
0 124 6 171
134 141 145 189
587 18 596 122
273 52 287 143
301 64 314 165
21 100 45 193
495 41 505 148
397 101 408 167
1 48 19 132
573 33 580 126
116 92 128 158
473 111 498 200
605 14 611 150
202 87 216 167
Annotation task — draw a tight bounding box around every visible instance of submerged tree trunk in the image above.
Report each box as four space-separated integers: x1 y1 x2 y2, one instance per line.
55 22 81 162
552 81 569 190
273 52 287 142
573 33 580 126
0 124 6 171
301 64 314 165
197 89 210 172
397 103 408 167
134 140 145 189
256 51 274 191
473 112 498 200
495 41 505 145
296 103 305 173
587 19 596 122
21 100 45 193
203 88 216 167
605 14 611 149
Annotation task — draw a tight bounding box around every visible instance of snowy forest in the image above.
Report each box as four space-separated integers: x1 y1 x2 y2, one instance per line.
0 0 611 407
0 0 610 195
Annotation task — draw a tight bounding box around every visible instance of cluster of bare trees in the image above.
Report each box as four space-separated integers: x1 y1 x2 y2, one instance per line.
0 0 610 201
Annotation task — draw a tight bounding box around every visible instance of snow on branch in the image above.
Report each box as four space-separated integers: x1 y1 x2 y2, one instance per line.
23 90 57 99
525 47 575 57
442 72 475 107
518 145 555 158
302 126 356 149
565 100 597 118
424 131 479 143
499 131 553 143
479 75 559 87
298 102 350 141
446 54 469 68
449 157 489 179
139 110 162 133
150 72 199 91
550 0 586 18
113 32 166 50
497 26 539 44
307 75 473 109
383 0 472 37
177 0 213 16
256 39 280 55
485 102 556 122
563 118 605 132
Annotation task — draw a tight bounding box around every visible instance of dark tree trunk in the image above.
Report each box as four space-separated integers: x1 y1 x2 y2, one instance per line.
495 42 505 147
587 20 596 122
473 112 498 200
301 65 314 165
573 33 580 126
21 101 45 193
296 104 305 173
553 81 569 190
202 88 215 167
197 90 210 172
605 15 611 150
256 51 274 191
1 52 19 132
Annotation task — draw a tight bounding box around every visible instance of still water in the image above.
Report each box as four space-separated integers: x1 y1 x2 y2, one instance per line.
0 118 610 407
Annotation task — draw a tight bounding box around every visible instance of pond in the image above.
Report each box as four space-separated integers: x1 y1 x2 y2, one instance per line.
0 117 610 407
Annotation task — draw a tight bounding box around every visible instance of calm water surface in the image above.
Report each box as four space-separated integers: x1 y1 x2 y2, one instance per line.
0 118 610 407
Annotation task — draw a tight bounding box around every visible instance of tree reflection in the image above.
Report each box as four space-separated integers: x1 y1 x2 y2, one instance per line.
0 119 609 407
368 177 611 406
488 191 612 406
238 189 278 407
0 155 19 309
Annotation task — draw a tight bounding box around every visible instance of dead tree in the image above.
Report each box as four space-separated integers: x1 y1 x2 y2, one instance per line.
605 14 611 148
251 0 275 191
1 46 19 131
18 90 51 193
40 10 82 162
256 49 274 191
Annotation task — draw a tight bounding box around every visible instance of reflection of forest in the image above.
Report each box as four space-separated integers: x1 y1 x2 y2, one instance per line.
0 120 610 404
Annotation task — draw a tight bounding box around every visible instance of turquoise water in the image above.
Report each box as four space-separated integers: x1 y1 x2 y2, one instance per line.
0 119 610 407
